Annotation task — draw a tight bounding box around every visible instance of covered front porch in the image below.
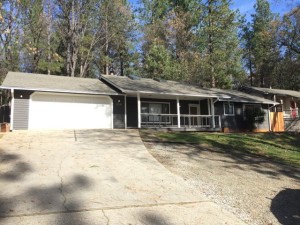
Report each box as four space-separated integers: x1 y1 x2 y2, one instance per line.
126 93 222 131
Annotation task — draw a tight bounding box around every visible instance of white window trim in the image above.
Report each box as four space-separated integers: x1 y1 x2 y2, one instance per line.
223 102 235 116
141 101 171 124
141 101 171 113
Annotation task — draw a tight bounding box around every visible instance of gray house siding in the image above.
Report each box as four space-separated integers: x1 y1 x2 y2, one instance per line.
215 101 270 131
110 95 125 129
200 99 209 115
179 100 200 114
127 97 138 128
256 105 270 131
214 102 245 130
13 90 33 130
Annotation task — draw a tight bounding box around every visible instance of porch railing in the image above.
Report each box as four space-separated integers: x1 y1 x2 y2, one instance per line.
141 113 221 129
283 108 299 119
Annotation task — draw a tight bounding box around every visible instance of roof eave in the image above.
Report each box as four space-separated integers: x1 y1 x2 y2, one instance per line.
123 90 231 99
0 86 120 96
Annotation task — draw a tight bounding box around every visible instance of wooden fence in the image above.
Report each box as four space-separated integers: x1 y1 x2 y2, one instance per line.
270 112 285 132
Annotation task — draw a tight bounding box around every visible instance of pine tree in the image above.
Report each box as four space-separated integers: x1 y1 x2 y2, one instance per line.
251 0 280 87
0 0 22 71
198 0 244 88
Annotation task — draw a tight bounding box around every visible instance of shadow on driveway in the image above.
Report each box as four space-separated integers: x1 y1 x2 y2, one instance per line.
271 188 300 225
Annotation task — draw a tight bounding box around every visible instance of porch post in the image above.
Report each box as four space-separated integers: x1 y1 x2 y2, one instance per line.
177 96 180 128
207 99 211 115
10 89 14 131
137 93 141 128
124 95 127 129
211 98 215 128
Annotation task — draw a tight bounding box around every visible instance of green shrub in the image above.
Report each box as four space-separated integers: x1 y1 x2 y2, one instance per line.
244 108 265 131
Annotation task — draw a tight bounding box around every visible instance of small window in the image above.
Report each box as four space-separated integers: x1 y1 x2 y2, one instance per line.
224 102 234 115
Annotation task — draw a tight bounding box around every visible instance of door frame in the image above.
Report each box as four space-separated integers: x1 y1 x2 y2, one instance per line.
189 104 200 127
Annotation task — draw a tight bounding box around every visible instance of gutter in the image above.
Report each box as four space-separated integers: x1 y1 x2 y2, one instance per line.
0 86 121 96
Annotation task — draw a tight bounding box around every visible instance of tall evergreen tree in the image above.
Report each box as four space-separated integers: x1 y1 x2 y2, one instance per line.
251 0 280 87
0 0 22 71
198 0 244 88
276 6 300 90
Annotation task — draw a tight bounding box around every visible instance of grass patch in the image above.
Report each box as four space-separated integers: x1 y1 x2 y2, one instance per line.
140 130 300 167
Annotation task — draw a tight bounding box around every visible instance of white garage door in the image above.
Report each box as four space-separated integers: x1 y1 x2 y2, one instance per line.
29 92 113 129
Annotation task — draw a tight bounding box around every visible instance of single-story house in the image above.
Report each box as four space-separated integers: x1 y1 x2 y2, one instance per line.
100 75 277 132
240 86 300 131
0 72 278 132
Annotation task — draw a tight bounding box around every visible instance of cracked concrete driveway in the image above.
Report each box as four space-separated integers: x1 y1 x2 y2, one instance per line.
0 130 246 225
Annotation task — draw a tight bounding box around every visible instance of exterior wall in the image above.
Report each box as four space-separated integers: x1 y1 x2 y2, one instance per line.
13 90 33 130
200 99 209 115
256 104 269 131
110 95 125 129
179 100 201 114
127 97 138 128
215 101 270 132
215 102 245 131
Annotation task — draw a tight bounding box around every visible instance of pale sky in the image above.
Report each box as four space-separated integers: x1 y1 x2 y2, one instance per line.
129 0 298 20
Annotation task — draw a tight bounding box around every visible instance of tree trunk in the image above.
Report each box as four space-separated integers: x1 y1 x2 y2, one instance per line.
208 0 215 88
105 10 109 75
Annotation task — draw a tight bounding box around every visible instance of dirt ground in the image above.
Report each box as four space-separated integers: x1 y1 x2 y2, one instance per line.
143 141 300 225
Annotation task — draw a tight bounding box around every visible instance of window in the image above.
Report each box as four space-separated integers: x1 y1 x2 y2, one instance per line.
224 102 234 115
141 102 170 123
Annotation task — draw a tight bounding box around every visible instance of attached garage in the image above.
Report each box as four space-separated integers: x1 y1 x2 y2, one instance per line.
29 92 113 129
0 72 123 131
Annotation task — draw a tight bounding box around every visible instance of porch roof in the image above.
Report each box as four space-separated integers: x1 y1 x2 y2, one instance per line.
212 89 279 105
101 75 230 98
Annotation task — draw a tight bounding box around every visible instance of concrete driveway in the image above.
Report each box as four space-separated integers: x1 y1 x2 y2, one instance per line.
0 130 246 225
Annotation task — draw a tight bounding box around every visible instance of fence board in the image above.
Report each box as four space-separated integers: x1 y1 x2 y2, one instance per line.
270 112 284 132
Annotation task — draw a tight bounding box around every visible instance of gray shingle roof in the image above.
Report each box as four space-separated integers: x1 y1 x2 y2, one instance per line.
211 89 279 104
1 72 117 95
242 86 300 98
101 75 230 98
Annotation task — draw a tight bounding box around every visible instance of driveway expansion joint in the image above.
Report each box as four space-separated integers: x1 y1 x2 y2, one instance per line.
57 157 69 211
0 200 212 218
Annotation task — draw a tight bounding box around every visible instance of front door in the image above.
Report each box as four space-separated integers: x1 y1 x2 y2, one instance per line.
189 104 200 127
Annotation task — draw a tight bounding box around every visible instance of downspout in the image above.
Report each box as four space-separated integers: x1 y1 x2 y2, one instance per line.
137 93 141 128
212 97 220 129
211 98 217 128
177 97 180 128
10 89 14 131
